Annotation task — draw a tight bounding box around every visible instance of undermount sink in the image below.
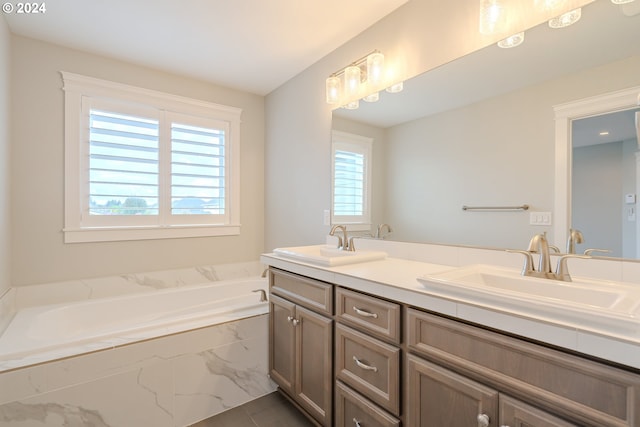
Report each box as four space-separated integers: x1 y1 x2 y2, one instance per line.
273 245 386 267
417 264 640 332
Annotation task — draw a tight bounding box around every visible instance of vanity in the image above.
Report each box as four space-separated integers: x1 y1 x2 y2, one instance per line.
262 239 640 427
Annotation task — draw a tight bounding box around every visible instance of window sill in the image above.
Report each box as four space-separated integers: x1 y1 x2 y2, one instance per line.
63 224 240 243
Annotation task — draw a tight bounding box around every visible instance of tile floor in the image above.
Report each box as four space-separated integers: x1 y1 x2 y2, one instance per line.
189 391 315 427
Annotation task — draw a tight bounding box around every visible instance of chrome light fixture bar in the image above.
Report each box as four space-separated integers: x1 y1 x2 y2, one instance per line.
326 50 403 109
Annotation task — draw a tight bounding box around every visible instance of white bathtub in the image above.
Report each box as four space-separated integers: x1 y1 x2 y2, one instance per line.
0 277 269 370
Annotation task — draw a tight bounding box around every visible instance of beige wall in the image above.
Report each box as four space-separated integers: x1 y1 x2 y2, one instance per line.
0 18 10 293
264 0 594 251
10 36 265 286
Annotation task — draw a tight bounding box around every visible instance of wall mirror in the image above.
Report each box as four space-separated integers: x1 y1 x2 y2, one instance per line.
332 0 640 259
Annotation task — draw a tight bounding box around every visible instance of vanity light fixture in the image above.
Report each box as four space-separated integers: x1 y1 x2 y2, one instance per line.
497 32 525 48
326 50 403 109
548 7 582 28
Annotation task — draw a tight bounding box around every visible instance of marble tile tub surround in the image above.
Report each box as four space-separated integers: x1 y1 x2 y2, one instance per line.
0 314 276 427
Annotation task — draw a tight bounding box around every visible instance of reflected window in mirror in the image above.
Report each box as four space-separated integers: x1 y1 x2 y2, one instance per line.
331 131 372 231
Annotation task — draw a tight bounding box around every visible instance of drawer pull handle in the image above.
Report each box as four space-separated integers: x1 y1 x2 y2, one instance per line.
353 306 378 319
477 413 490 427
353 356 378 372
353 418 362 427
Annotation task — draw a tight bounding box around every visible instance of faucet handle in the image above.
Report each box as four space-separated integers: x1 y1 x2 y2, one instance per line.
555 254 590 282
506 249 535 275
583 248 612 256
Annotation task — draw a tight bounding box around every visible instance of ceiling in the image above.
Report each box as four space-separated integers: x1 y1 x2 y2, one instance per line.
3 0 408 95
573 108 639 148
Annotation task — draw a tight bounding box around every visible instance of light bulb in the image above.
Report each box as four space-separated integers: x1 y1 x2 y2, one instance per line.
344 100 359 110
325 76 341 105
385 82 404 93
363 92 379 102
548 7 581 28
497 32 525 48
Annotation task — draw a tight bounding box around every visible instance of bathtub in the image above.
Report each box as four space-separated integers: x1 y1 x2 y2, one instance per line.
0 276 269 370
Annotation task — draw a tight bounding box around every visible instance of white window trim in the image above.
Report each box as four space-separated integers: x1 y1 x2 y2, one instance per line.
331 130 373 232
62 71 242 243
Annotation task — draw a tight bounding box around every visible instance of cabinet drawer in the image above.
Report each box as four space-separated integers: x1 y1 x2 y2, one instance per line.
336 323 400 416
269 268 333 315
406 307 640 427
335 381 400 427
500 395 579 427
336 287 401 344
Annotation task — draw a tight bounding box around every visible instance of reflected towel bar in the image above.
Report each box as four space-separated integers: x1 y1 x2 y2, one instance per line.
462 204 529 212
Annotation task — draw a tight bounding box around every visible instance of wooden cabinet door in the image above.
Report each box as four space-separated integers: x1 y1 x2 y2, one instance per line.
296 305 333 426
406 354 498 427
500 395 579 427
269 294 296 395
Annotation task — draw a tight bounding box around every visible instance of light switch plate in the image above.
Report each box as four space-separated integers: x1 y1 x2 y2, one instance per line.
530 211 552 226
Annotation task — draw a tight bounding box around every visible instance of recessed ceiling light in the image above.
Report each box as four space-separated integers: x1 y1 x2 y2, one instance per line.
599 131 610 136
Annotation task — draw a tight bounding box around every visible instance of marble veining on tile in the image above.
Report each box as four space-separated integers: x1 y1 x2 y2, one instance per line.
10 260 265 310
0 402 111 427
0 315 271 427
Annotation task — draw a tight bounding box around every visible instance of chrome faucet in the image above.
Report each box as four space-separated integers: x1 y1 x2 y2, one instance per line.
509 233 590 282
527 233 554 278
566 228 584 254
375 223 393 239
330 224 354 251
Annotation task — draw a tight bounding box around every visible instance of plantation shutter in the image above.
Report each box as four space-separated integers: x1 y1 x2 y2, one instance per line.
170 122 226 216
331 131 372 228
88 109 160 216
334 149 364 216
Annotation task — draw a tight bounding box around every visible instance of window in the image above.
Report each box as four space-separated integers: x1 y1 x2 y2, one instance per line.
62 72 241 243
331 131 372 230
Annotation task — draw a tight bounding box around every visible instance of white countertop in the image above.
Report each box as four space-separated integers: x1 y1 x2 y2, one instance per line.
261 251 640 371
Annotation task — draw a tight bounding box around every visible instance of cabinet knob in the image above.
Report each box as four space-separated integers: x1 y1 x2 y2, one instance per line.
287 316 294 323
353 306 378 319
291 318 299 326
352 418 362 427
353 356 378 372
477 413 490 427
